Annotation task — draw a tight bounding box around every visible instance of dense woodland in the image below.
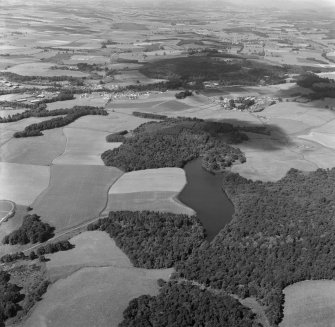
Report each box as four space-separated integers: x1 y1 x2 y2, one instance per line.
140 56 288 87
2 214 55 245
12 106 107 137
120 281 258 327
296 73 335 99
87 211 205 269
102 118 247 172
0 271 22 325
175 168 335 325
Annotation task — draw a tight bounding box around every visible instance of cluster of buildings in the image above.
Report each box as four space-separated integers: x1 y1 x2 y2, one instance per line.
210 95 279 112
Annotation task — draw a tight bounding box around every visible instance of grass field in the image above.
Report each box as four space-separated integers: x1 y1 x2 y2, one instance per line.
0 162 50 205
46 95 109 110
1 128 66 165
280 280 335 327
23 231 173 327
104 168 192 215
66 112 151 132
109 168 187 193
53 128 121 165
32 165 123 231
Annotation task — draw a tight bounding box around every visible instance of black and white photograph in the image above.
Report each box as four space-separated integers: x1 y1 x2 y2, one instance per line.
0 0 335 326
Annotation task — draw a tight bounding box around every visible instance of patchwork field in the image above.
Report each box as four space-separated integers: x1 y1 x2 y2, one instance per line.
0 162 50 205
280 280 335 327
0 128 66 165
105 168 193 215
66 112 151 132
23 231 173 327
53 128 121 165
32 165 123 231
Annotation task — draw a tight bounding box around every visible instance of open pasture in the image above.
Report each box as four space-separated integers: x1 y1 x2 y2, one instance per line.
66 111 151 132
0 162 50 206
1 128 66 165
53 128 121 165
280 280 335 327
109 168 187 194
23 230 173 327
104 168 193 215
46 231 132 274
32 165 123 231
23 265 172 327
230 135 318 181
4 62 88 77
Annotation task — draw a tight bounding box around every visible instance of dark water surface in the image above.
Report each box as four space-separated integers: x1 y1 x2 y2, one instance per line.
178 158 234 241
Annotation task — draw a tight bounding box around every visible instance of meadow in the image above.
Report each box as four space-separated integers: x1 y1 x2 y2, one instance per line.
280 280 335 327
32 165 123 231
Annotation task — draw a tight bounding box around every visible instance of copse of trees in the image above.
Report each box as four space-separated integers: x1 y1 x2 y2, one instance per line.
296 73 335 99
120 281 257 327
13 106 107 137
175 167 335 325
101 118 246 173
106 130 128 142
87 211 205 269
175 90 192 99
2 214 55 245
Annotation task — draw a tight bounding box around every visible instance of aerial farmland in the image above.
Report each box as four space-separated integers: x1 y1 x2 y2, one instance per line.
0 0 335 327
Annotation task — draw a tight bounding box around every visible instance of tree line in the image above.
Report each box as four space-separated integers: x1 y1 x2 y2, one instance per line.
12 106 107 137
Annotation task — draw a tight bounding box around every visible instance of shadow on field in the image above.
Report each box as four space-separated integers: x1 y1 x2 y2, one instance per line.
215 118 294 151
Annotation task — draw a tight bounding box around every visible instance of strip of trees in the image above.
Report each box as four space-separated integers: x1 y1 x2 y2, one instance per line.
12 106 107 137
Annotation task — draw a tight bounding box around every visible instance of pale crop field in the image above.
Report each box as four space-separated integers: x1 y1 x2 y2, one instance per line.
104 191 194 216
66 112 151 132
109 168 187 194
280 280 335 327
0 162 50 205
53 128 121 166
5 62 89 77
32 165 123 231
1 128 66 165
23 231 173 327
105 168 193 215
